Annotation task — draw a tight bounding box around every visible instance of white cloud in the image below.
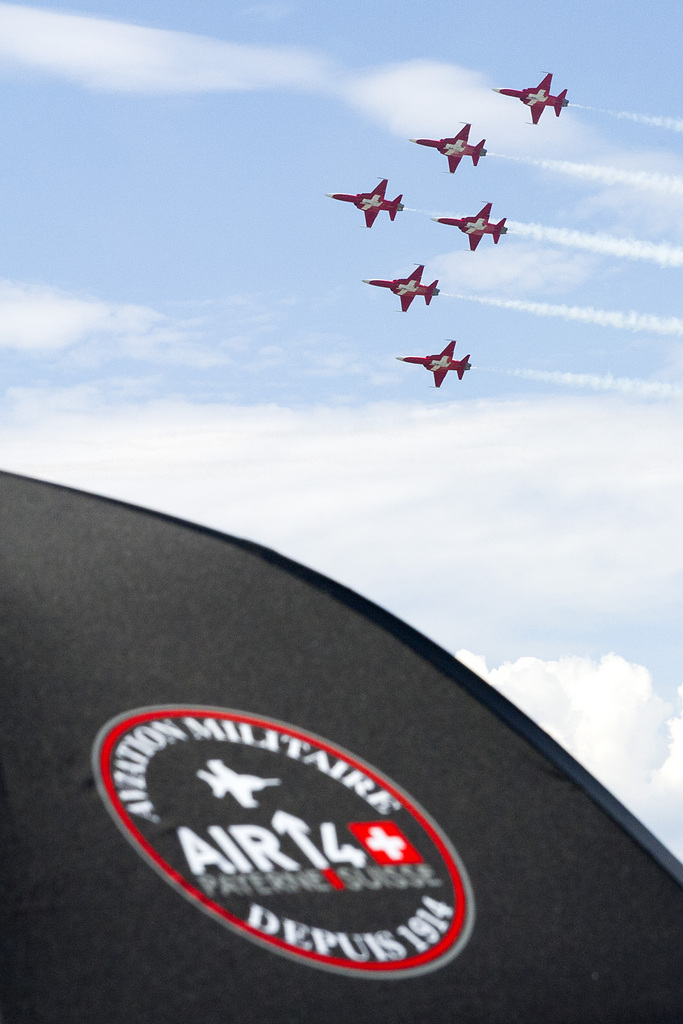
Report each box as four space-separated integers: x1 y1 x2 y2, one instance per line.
0 9 597 160
2 391 683 638
0 279 262 366
0 279 166 351
457 649 683 859
341 60 593 156
433 243 594 296
0 2 331 92
0 5 677 199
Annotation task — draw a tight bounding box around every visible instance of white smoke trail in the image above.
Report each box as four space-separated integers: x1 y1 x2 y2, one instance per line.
570 103 683 133
505 220 683 267
445 293 683 337
489 152 683 196
403 207 445 216
496 367 683 399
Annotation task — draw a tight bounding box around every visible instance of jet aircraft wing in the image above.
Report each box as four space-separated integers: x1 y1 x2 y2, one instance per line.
432 366 450 388
362 179 388 227
399 293 416 312
468 233 483 251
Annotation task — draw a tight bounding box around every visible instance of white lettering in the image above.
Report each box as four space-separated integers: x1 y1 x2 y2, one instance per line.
283 918 313 950
422 896 454 918
184 717 237 741
176 826 236 876
247 904 280 935
310 928 339 956
361 932 389 961
279 736 311 760
339 769 375 798
374 930 407 961
129 726 167 755
124 799 157 821
396 924 428 953
416 907 449 933
259 729 280 752
114 743 148 766
337 933 370 961
300 750 332 773
112 771 146 791
366 788 401 814
320 822 366 868
229 825 300 872
207 826 254 873
113 757 147 775
151 719 188 743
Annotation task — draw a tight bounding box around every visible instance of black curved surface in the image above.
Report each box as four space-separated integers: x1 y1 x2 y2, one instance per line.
1 469 682 1023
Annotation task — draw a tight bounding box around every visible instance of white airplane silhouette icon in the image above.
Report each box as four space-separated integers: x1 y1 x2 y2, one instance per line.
196 760 282 808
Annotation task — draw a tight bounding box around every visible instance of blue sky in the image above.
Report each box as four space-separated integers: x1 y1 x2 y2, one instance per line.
2 0 683 858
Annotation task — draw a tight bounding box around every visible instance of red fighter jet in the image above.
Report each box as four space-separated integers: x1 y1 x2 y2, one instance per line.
363 264 440 312
326 178 404 228
397 340 471 388
493 73 568 125
432 203 507 251
409 124 487 173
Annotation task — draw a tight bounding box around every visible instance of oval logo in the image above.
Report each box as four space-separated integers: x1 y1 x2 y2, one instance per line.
93 707 474 977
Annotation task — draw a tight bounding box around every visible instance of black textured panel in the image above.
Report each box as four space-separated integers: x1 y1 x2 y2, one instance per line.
0 469 682 1023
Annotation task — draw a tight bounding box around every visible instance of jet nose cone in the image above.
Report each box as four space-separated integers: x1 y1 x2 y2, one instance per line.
362 280 371 284
408 139 418 143
325 193 337 198
431 217 443 223
492 88 502 93
396 357 406 361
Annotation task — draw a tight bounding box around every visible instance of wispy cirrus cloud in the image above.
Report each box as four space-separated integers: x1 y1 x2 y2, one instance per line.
3 390 683 639
0 2 332 92
0 279 167 351
0 279 240 366
432 244 595 296
0 6 591 157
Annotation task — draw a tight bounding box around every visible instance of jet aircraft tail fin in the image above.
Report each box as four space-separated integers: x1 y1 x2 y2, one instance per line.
388 196 404 221
554 89 568 115
492 219 507 244
471 141 487 166
455 356 471 380
425 281 440 305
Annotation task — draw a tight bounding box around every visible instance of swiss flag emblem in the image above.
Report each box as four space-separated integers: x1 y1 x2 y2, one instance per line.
348 821 424 865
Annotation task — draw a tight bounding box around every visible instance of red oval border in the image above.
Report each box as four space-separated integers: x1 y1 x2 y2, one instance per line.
94 707 474 978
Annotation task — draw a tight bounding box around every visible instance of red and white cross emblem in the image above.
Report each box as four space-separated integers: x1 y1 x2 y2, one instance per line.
347 821 423 865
